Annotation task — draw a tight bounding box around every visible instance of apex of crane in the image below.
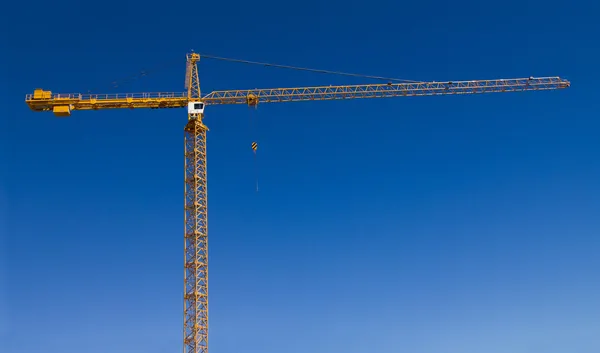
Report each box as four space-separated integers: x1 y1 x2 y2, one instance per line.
187 52 201 62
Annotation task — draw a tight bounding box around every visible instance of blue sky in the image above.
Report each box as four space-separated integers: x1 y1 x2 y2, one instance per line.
2 1 600 353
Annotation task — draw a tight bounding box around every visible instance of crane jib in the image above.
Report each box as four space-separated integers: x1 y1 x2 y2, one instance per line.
26 77 569 117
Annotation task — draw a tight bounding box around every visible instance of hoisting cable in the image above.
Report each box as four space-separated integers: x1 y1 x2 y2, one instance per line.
252 140 259 192
249 107 259 192
198 53 423 83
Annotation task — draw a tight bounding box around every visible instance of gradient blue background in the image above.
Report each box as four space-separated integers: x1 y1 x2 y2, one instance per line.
2 1 599 353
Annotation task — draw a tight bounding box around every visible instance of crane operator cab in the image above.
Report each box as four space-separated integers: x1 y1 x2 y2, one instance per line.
188 101 205 115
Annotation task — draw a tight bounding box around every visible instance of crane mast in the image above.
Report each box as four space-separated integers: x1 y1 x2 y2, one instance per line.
183 53 209 353
24 53 570 353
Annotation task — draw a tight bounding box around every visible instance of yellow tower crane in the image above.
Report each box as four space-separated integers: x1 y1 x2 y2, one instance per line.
25 52 570 353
